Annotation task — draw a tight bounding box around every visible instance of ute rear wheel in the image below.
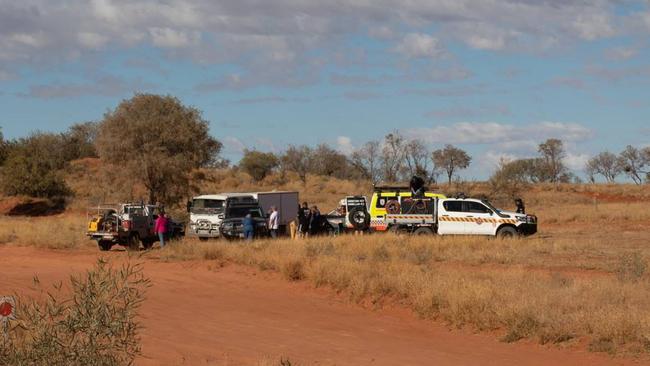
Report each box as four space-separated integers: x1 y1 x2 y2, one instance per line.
413 227 434 236
497 226 518 239
98 240 112 251
127 234 140 251
141 239 154 250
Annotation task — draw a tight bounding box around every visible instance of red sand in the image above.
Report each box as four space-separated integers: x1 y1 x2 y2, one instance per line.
0 246 639 366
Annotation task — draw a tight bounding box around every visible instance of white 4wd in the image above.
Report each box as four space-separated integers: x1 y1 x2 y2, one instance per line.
382 197 537 238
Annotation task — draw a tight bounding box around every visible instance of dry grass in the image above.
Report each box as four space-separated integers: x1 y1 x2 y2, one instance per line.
159 234 650 355
0 214 91 249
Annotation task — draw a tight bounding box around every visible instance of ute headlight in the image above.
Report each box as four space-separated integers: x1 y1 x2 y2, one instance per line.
517 216 527 223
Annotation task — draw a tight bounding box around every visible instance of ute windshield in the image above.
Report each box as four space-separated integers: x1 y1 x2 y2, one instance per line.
191 199 225 214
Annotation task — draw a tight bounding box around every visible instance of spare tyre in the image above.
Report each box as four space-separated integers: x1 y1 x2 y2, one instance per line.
348 207 370 230
385 200 400 214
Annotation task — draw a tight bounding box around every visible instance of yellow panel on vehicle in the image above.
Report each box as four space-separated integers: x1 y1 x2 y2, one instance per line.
88 217 100 232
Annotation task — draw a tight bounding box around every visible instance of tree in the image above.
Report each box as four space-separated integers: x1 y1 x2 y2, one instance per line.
239 149 279 182
403 139 430 179
61 122 99 161
310 143 352 179
381 131 405 182
0 128 7 166
280 145 313 183
96 94 222 204
0 132 71 198
351 140 381 183
537 138 568 183
431 144 471 185
488 158 531 199
585 151 624 183
619 145 649 185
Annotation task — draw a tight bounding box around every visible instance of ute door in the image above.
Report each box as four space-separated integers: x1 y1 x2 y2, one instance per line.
437 200 467 235
465 201 496 235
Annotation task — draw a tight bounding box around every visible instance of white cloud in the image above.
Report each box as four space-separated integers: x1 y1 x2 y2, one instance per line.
564 151 590 171
605 46 638 61
336 136 354 155
222 136 246 154
395 33 444 58
149 28 200 48
406 121 594 145
77 32 109 49
0 0 636 88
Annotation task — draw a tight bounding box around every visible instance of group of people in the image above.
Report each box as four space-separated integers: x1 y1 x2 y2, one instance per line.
243 202 326 241
296 202 324 238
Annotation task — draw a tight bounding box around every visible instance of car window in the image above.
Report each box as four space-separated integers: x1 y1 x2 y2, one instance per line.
443 201 463 212
375 196 388 208
467 201 490 213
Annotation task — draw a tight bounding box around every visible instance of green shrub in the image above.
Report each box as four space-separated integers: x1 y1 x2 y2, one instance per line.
0 259 150 366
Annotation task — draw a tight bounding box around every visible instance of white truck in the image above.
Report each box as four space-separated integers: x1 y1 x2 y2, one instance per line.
375 196 537 238
186 191 298 239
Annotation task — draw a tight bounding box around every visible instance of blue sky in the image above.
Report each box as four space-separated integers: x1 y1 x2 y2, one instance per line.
1 0 649 179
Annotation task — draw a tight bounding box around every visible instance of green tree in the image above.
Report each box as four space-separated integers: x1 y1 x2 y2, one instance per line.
432 144 471 185
351 140 381 183
61 122 99 161
0 127 7 166
239 149 279 181
280 145 314 183
310 143 352 179
0 132 71 198
585 151 624 183
537 138 568 183
96 94 222 204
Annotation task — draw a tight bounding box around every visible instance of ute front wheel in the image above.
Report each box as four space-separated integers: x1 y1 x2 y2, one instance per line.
497 226 518 239
98 240 113 251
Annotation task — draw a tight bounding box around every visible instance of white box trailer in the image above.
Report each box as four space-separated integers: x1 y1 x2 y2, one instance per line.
251 191 299 230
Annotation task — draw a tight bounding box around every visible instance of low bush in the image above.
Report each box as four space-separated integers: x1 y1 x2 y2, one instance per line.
0 259 150 366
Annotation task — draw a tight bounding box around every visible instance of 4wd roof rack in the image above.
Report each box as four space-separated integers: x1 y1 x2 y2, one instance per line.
373 185 429 193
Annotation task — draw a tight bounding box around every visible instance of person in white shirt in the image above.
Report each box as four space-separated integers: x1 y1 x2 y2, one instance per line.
268 206 280 238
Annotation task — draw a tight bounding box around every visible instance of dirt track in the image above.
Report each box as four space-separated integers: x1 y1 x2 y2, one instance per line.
0 246 637 366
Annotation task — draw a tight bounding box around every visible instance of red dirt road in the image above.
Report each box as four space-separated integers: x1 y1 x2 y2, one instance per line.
0 246 638 366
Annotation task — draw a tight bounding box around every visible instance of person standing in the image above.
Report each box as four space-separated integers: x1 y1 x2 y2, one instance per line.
155 212 168 249
298 202 311 238
268 206 279 238
243 213 255 241
309 205 321 236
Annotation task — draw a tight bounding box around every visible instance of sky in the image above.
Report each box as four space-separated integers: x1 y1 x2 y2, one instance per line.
1 0 650 179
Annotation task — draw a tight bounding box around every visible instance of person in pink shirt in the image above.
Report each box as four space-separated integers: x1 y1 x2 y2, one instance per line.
154 212 169 249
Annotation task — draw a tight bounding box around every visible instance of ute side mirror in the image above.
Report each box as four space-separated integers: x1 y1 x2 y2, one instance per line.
488 210 494 216
186 201 192 213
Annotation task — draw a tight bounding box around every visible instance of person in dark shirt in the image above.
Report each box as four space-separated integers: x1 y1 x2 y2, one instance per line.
309 205 321 236
298 202 311 238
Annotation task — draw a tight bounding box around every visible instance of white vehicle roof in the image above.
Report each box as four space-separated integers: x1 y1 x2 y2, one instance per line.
193 193 255 200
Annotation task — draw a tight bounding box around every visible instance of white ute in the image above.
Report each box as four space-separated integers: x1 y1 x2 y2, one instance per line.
382 197 537 238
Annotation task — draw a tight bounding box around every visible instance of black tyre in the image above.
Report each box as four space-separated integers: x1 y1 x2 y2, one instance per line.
348 207 370 231
413 227 434 236
497 226 518 239
127 234 140 251
198 237 210 242
98 240 113 251
141 239 154 250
